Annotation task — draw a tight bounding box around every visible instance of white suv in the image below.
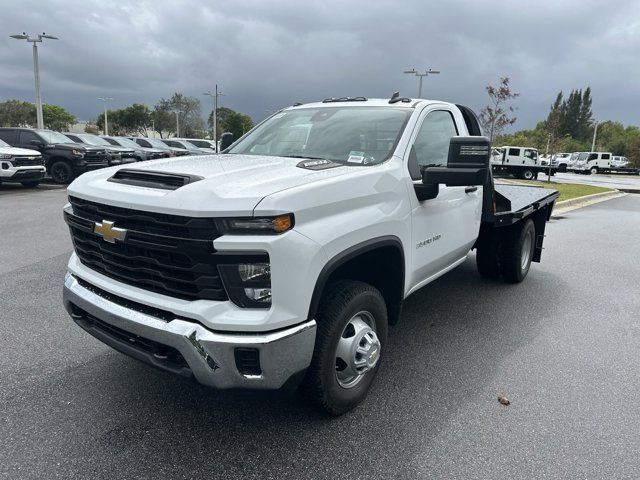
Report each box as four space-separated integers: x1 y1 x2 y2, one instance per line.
0 138 45 187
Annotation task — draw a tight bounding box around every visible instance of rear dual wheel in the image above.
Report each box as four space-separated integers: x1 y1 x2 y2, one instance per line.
476 219 536 283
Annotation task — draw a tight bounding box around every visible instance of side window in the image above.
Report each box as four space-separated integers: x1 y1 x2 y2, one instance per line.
413 110 458 169
138 139 151 148
508 148 520 156
66 135 81 143
0 130 16 143
588 153 597 161
18 131 39 144
602 153 610 160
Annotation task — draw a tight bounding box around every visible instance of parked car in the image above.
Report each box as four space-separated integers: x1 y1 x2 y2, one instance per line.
101 136 166 161
0 127 109 184
0 137 45 188
179 138 217 152
63 133 136 166
611 156 630 168
161 139 213 155
62 97 560 415
550 152 571 171
573 152 612 174
130 137 190 157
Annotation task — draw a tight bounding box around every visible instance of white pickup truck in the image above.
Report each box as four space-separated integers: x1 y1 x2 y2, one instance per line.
63 96 558 415
0 138 45 187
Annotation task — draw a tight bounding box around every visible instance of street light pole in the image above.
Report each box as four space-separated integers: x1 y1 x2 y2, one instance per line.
97 97 113 135
10 32 59 129
403 68 440 98
174 111 180 137
204 85 224 152
591 121 599 152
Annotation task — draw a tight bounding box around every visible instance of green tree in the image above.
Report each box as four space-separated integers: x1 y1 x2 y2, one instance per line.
208 107 253 139
0 99 36 127
96 109 125 135
42 104 76 131
120 103 152 136
478 77 519 141
153 93 203 138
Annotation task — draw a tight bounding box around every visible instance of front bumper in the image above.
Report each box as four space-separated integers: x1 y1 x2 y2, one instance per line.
63 273 317 389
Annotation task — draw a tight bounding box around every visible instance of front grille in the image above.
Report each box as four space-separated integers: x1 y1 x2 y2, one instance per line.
65 208 227 301
68 196 220 240
85 151 108 164
13 156 44 166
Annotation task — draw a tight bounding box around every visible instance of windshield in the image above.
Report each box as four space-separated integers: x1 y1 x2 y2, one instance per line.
0 139 9 147
114 137 140 149
179 140 200 149
188 139 213 148
228 106 412 165
142 138 169 149
578 152 589 161
77 134 111 146
40 130 75 144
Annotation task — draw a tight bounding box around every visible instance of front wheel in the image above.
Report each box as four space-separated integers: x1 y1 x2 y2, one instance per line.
50 161 75 184
301 280 388 416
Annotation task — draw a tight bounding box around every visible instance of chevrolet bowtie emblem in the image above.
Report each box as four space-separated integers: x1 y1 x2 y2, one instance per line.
94 220 127 243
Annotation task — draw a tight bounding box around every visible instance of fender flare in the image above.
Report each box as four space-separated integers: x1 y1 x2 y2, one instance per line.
307 235 405 321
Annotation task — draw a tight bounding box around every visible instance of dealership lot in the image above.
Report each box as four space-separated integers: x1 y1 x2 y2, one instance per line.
1 188 639 479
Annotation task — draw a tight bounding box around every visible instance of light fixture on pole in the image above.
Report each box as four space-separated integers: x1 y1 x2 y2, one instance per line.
204 85 224 152
97 97 113 135
10 32 59 129
403 68 440 98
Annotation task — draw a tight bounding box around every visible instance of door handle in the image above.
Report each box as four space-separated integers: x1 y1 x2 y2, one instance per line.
465 186 478 193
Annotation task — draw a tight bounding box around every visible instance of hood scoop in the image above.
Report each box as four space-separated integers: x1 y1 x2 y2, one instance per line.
107 168 203 190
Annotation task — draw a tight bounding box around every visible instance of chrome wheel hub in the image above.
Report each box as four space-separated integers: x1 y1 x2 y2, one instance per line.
335 311 380 389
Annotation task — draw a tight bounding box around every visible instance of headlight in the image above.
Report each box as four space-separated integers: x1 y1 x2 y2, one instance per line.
0 154 12 159
72 149 85 157
216 214 294 235
218 260 272 308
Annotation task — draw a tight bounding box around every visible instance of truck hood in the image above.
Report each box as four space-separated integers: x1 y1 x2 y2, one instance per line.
67 153 353 216
0 146 41 156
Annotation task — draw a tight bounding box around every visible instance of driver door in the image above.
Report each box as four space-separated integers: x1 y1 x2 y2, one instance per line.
406 108 482 288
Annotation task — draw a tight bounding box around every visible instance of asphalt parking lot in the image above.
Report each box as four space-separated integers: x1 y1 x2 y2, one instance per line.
540 171 640 192
1 187 639 479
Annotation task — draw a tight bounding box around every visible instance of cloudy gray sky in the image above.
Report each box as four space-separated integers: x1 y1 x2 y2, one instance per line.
1 0 639 129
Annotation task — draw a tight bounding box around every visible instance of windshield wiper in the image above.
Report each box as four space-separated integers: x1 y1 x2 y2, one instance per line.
280 155 330 161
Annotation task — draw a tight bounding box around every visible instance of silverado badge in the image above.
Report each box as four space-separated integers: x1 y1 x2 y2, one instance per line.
94 220 127 243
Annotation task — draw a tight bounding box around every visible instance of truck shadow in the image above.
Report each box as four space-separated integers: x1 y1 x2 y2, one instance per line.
35 256 568 477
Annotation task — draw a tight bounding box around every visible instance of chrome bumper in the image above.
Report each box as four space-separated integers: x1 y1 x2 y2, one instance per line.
63 273 316 390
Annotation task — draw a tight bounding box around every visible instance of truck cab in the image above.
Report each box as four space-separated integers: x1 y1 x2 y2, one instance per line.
62 97 558 415
491 146 545 180
574 152 612 174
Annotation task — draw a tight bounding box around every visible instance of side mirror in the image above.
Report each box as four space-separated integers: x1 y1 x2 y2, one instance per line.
219 132 234 151
422 136 490 187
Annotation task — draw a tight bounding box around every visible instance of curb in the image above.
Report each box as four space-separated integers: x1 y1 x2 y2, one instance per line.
553 190 625 215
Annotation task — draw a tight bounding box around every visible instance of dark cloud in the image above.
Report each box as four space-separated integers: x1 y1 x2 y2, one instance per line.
1 0 638 128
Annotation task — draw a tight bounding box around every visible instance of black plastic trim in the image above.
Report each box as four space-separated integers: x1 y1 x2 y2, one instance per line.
307 236 405 321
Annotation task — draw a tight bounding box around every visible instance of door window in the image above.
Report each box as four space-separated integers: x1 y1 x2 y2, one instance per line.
18 131 40 144
508 148 520 156
602 153 611 160
413 110 458 169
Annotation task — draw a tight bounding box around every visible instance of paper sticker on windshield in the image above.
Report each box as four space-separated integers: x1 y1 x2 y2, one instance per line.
347 151 365 164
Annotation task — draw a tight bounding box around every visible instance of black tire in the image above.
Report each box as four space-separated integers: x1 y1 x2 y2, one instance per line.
50 161 75 184
499 219 536 283
590 167 598 175
476 228 501 279
301 280 388 416
522 169 535 180
21 181 40 188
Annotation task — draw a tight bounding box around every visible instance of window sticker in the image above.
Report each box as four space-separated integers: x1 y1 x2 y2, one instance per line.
347 151 365 164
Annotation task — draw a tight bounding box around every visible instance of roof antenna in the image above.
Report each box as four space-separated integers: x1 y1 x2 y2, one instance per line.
389 91 400 103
